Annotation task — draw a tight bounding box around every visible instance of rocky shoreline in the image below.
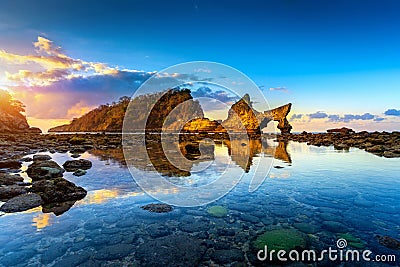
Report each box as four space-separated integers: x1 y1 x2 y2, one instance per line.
0 130 399 215
273 130 400 158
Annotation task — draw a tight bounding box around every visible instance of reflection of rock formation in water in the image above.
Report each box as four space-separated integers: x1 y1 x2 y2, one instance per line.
123 134 214 177
89 148 127 167
223 138 291 172
223 137 263 172
263 141 292 163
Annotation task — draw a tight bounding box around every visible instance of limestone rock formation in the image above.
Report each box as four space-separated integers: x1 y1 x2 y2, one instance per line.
265 103 292 134
221 94 292 134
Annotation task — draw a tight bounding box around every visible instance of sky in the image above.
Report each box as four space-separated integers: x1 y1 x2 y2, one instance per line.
0 0 399 132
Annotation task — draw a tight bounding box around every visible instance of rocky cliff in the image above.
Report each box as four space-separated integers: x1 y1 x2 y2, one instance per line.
50 90 292 134
49 89 204 133
0 89 41 133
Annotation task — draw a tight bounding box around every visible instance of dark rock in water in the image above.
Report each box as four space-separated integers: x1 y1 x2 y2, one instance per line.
273 165 284 169
0 173 24 185
0 193 42 212
0 185 28 201
0 160 22 169
63 159 92 172
141 203 173 213
146 223 172 238
33 154 52 161
32 177 87 203
27 160 64 180
136 234 206 266
327 127 355 134
73 169 87 177
94 244 134 260
322 221 348 233
42 200 77 216
210 249 244 264
20 157 33 162
376 235 400 250
70 154 81 158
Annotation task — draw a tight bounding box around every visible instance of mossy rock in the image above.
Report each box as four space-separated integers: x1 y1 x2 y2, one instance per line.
337 233 365 249
253 229 307 252
207 205 228 218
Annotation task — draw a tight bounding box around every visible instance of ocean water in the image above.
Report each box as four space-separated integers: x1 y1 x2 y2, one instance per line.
0 139 399 266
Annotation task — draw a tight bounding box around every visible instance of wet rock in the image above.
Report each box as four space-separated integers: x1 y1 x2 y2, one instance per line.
73 169 87 176
0 185 28 201
27 160 64 180
0 173 23 185
63 159 92 172
179 220 210 233
207 205 228 218
376 235 400 250
41 243 69 264
293 223 318 234
146 223 172 237
32 177 87 203
210 249 244 264
141 203 173 213
0 160 22 169
217 228 236 236
94 244 134 260
0 193 42 212
239 213 260 223
136 234 206 266
33 154 52 161
70 153 81 158
322 221 348 233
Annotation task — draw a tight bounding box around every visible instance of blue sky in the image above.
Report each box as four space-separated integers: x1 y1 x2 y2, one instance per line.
0 0 399 131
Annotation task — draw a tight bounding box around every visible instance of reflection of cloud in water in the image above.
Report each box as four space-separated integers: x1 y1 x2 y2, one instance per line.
269 171 291 179
32 213 53 231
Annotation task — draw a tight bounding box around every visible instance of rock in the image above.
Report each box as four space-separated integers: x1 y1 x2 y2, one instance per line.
141 203 173 213
70 153 81 158
207 205 228 218
376 235 400 250
63 159 92 172
136 234 206 266
27 160 64 180
210 249 244 264
73 169 87 177
0 185 28 201
322 221 348 233
327 127 355 134
33 154 52 161
93 244 133 260
0 160 22 169
293 223 318 234
0 173 23 185
337 233 365 249
31 177 87 203
0 193 42 212
28 127 42 133
252 228 307 253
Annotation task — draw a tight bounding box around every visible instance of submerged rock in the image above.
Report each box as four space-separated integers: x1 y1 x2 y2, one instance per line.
72 169 87 177
27 160 64 180
135 234 206 266
63 159 92 172
32 177 87 203
207 205 228 218
42 201 77 216
0 193 42 212
141 203 173 213
376 235 400 250
210 249 244 264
